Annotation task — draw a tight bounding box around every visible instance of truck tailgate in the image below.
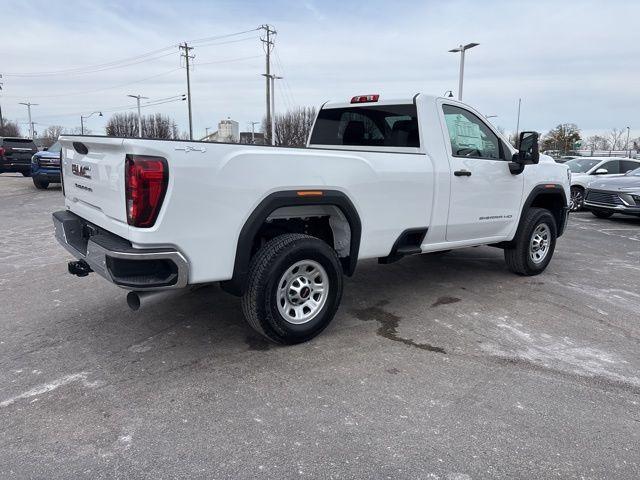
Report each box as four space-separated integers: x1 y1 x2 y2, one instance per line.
59 136 127 225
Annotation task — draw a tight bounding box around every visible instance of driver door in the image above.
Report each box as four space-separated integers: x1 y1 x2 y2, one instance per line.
442 104 524 242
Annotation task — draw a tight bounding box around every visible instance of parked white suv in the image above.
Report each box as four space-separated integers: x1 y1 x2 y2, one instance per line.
53 94 570 344
566 157 640 211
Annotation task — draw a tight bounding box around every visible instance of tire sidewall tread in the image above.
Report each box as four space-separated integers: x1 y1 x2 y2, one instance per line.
242 233 343 344
504 207 557 276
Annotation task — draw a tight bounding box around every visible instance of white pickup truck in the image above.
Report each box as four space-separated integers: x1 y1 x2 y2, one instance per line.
53 94 570 344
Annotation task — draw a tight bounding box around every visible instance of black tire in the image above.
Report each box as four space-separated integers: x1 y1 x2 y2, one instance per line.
590 209 614 219
33 178 49 189
569 186 584 212
21 171 31 177
504 208 557 276
241 233 344 344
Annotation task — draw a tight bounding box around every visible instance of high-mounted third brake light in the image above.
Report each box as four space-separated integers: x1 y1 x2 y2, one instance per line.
351 94 380 104
125 155 168 228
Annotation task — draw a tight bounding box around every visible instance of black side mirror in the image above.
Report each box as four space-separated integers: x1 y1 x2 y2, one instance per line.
516 131 540 165
43 147 49 151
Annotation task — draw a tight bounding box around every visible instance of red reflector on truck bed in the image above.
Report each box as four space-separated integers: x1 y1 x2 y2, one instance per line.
351 94 379 104
125 155 168 228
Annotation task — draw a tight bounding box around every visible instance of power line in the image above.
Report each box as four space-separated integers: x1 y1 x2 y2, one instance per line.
1 28 260 78
1 68 182 99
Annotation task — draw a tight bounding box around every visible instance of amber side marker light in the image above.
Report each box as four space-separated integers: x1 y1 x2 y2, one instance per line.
296 191 324 197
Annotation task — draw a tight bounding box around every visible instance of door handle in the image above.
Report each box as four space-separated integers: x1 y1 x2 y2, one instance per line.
454 169 472 177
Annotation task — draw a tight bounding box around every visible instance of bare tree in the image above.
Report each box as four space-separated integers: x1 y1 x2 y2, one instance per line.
262 106 317 147
42 125 65 147
106 112 179 139
607 128 625 150
586 135 610 151
0 118 21 137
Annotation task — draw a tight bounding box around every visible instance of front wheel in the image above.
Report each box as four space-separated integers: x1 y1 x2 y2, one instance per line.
569 186 584 212
241 233 344 344
591 209 614 219
33 178 49 189
504 208 557 276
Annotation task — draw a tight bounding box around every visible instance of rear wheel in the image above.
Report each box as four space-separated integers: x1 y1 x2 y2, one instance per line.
241 233 344 344
504 208 557 276
33 178 49 189
591 209 614 219
569 186 584 212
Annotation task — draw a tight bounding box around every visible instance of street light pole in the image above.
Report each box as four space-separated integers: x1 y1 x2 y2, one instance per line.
249 121 260 144
19 102 38 139
625 126 630 157
127 94 148 138
448 43 479 101
80 111 103 135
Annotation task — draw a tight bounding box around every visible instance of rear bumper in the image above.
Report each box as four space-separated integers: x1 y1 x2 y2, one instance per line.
53 210 189 290
0 157 31 171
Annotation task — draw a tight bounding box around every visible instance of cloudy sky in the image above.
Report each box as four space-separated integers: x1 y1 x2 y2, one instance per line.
1 0 638 140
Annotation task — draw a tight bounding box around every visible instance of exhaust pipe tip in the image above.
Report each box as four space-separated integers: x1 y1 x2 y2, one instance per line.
126 291 141 311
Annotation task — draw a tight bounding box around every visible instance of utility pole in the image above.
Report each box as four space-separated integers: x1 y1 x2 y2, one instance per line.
0 74 4 130
260 24 276 144
127 95 148 138
262 74 282 145
19 102 38 139
448 43 479 101
180 42 195 140
515 98 522 145
249 121 260 144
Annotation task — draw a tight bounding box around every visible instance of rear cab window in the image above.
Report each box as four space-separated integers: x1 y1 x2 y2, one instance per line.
309 104 420 149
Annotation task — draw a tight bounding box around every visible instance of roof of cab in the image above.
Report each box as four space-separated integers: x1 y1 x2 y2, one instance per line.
321 93 442 110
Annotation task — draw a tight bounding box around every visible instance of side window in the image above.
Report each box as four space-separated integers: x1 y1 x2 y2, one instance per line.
621 160 639 173
599 161 620 174
442 104 501 160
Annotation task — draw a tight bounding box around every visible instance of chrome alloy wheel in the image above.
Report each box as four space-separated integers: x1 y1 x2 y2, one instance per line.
529 223 551 264
277 260 329 324
570 188 583 212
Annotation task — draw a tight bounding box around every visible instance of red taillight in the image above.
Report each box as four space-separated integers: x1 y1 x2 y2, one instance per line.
351 94 379 104
0 147 5 156
125 155 168 228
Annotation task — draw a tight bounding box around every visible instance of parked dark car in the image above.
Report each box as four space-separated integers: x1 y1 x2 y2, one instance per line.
0 137 38 176
31 141 62 189
583 167 640 218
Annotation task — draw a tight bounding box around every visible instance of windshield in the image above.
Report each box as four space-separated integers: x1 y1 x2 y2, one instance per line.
626 167 640 176
566 158 600 173
47 142 61 153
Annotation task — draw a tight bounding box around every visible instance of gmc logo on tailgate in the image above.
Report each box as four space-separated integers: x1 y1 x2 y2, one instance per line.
71 163 91 179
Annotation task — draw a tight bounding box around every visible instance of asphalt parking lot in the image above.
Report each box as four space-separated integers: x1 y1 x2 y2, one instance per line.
1 173 639 479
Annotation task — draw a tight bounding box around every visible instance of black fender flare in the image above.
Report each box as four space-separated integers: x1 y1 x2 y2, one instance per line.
521 184 569 237
222 190 362 296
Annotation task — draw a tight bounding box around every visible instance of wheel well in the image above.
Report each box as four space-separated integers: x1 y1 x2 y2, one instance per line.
571 185 584 191
529 192 566 234
222 190 361 296
252 205 352 267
